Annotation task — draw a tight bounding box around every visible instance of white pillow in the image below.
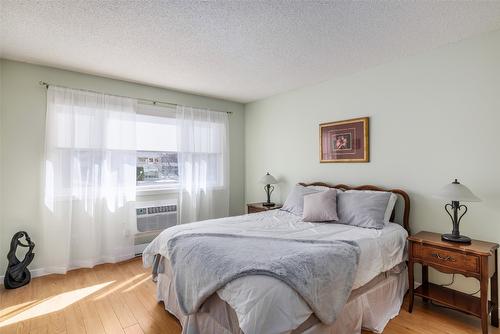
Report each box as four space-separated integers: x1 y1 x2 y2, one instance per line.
337 191 391 229
302 189 339 222
344 190 397 224
281 185 320 216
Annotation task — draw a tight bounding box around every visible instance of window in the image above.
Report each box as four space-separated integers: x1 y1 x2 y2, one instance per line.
48 91 227 200
136 105 178 189
136 151 178 186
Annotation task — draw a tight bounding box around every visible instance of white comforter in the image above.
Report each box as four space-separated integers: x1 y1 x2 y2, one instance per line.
143 210 408 334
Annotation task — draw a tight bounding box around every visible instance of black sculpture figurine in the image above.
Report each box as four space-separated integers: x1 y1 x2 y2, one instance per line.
4 231 35 289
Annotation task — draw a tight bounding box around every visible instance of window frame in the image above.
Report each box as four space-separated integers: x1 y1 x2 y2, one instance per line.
136 104 179 193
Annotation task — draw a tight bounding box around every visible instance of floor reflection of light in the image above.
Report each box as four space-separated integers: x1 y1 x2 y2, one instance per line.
0 300 39 319
94 273 145 300
123 275 152 292
0 281 113 327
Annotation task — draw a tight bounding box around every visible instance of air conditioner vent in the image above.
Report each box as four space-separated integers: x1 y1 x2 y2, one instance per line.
136 200 177 233
136 204 177 216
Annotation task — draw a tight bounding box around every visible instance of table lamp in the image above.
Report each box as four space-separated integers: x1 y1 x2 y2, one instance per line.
433 179 481 244
260 172 278 207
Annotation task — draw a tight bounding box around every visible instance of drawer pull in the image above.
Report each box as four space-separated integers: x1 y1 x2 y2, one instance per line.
431 253 456 262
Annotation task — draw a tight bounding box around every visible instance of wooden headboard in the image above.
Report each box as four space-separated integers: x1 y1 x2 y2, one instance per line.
298 182 411 234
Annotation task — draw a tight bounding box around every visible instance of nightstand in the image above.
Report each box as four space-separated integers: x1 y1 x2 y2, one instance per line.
408 231 499 334
247 202 283 214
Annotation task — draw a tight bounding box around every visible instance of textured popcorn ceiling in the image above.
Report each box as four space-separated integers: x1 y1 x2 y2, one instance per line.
1 1 500 103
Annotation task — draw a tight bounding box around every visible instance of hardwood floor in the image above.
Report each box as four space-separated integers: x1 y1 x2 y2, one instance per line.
0 257 180 334
0 258 498 334
377 299 500 334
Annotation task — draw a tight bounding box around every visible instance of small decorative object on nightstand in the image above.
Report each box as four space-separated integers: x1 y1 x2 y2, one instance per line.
247 202 282 214
259 172 278 207
433 179 481 243
408 231 498 334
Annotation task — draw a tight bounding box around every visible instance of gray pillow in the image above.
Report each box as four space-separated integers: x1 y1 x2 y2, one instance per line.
281 185 319 216
302 189 338 222
337 191 391 229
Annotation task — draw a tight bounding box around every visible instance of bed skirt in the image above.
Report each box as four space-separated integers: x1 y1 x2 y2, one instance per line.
155 262 408 334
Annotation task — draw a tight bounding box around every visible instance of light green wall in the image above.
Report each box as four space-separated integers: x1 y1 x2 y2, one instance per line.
245 29 500 293
0 59 245 274
0 59 3 264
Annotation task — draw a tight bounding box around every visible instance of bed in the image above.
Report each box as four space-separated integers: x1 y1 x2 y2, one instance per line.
142 182 411 334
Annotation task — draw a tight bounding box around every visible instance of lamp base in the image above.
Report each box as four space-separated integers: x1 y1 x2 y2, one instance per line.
441 233 471 244
262 202 275 207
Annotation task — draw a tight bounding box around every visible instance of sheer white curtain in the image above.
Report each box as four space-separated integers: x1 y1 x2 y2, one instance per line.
41 86 137 274
176 106 229 224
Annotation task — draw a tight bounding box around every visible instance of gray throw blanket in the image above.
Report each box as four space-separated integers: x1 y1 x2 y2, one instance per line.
167 233 360 325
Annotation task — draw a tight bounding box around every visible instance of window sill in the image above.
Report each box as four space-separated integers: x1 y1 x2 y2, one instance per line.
136 185 179 196
136 184 227 196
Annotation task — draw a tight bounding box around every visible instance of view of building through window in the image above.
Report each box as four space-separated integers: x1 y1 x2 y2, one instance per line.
136 151 178 186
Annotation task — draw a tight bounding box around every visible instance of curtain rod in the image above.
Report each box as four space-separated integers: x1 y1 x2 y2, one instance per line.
38 81 232 114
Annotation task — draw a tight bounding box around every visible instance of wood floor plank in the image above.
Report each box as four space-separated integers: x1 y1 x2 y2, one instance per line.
123 324 144 334
62 305 85 334
46 312 65 334
77 301 105 334
94 298 125 334
120 291 164 334
28 275 53 332
44 274 67 334
0 323 17 334
0 284 33 319
15 320 30 334
28 325 48 334
108 293 137 329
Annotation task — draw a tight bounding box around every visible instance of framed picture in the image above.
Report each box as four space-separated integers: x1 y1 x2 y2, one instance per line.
319 117 369 163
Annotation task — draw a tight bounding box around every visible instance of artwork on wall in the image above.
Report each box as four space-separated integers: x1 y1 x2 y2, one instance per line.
319 117 369 163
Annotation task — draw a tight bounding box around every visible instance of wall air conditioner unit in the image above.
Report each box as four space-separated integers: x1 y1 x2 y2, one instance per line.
134 199 178 254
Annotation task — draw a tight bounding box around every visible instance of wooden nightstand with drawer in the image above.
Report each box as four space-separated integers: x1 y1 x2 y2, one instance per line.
247 203 282 214
408 231 499 334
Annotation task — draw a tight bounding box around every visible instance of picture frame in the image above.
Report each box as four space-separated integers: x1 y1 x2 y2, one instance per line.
319 117 369 163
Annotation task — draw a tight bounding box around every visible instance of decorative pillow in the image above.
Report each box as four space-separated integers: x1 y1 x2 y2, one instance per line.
337 191 391 229
302 189 339 222
281 185 320 216
344 190 397 224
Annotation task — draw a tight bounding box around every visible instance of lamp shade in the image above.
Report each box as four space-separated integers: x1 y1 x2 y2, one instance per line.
433 179 481 202
260 172 278 185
